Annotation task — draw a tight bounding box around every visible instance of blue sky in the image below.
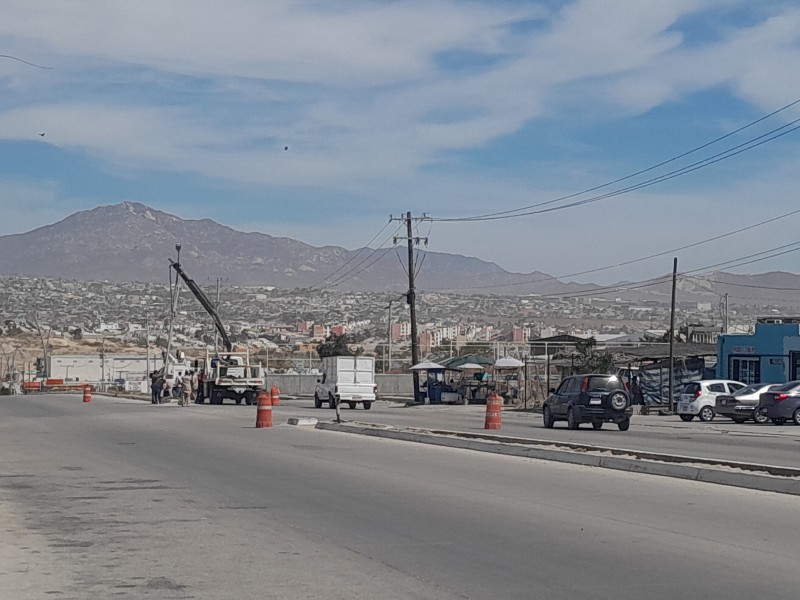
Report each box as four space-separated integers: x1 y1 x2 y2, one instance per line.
1 0 800 285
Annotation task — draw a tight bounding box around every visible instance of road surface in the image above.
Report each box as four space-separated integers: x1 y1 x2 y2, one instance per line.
1 393 797 599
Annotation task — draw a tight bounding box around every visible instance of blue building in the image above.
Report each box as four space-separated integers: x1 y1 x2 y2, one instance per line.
717 317 800 384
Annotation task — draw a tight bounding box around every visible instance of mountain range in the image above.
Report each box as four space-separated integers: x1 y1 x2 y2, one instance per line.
1 201 798 306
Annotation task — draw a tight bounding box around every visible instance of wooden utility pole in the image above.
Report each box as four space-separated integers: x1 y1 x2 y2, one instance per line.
668 257 678 414
391 212 430 403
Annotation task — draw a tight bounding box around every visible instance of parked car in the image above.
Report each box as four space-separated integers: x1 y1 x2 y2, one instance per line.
677 380 746 422
715 383 781 424
756 381 800 425
543 374 632 431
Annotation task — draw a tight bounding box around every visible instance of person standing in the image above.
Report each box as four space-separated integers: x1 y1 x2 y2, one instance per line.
190 370 199 403
150 371 161 404
180 372 192 406
196 369 206 403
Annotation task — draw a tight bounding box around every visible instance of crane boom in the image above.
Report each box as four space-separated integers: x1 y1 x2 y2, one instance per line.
168 259 233 351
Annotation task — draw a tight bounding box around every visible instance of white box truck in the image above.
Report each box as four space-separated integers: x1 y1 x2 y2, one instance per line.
314 356 377 410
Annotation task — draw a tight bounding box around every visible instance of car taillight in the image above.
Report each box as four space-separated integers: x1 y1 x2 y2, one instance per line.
775 393 789 401
694 390 702 398
581 378 588 392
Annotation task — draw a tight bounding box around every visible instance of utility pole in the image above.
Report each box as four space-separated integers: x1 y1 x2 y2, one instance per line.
386 298 393 374
668 257 678 414
391 212 430 403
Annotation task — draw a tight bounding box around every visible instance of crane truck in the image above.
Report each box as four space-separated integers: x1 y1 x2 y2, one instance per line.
168 257 265 405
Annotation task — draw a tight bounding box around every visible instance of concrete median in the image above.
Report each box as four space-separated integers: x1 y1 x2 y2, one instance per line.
315 421 800 497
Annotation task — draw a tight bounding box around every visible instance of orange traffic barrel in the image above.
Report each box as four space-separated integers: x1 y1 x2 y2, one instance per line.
270 384 281 407
82 385 92 403
255 390 273 428
484 392 502 430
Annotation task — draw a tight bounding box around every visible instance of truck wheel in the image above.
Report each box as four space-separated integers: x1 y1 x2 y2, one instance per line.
363 401 372 410
592 420 603 430
314 393 322 409
679 414 694 422
618 417 631 431
699 406 714 422
244 391 256 406
348 401 356 410
567 408 580 430
211 390 223 405
328 394 337 409
235 397 242 405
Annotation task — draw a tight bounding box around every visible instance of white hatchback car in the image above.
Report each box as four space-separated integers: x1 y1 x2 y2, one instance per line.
677 379 746 422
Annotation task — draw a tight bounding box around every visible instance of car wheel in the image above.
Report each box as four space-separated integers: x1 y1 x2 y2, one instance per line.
679 414 694 422
772 418 786 425
567 408 579 430
753 411 768 424
592 420 603 430
542 405 555 428
731 417 748 424
699 406 714 422
348 401 356 410
617 417 631 431
314 393 322 408
363 401 372 410
329 394 337 409
792 408 800 426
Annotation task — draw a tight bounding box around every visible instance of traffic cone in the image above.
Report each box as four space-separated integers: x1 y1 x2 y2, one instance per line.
83 385 92 403
484 392 502 430
270 384 280 407
255 390 273 428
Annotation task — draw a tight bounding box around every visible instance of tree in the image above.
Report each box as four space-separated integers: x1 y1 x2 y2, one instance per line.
316 333 362 358
572 337 614 373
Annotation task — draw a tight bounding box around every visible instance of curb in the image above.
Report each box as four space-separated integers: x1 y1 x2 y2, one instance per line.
315 422 800 497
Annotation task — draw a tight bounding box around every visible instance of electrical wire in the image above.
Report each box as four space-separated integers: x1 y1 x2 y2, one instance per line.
435 206 800 293
308 220 393 290
0 54 54 69
436 118 800 222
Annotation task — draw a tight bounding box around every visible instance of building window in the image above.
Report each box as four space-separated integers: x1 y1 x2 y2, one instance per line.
729 356 760 384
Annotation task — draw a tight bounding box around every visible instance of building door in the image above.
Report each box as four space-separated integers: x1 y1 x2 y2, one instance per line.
790 352 800 380
729 356 760 384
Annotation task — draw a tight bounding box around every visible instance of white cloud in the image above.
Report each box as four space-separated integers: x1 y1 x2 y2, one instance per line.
2 0 800 280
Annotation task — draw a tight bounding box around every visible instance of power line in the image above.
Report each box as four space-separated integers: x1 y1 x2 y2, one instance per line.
436 206 800 293
0 54 53 69
308 220 395 290
436 117 800 222
682 273 800 292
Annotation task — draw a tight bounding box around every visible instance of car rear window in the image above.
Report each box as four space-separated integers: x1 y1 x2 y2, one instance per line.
683 382 700 395
585 376 624 392
775 381 800 392
733 385 758 396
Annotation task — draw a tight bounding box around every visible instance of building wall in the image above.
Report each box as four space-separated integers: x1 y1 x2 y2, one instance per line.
48 354 157 382
717 322 800 384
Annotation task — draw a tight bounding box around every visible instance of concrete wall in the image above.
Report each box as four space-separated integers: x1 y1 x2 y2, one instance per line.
266 374 413 398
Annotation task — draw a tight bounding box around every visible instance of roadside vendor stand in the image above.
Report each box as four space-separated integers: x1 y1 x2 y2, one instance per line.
493 356 525 405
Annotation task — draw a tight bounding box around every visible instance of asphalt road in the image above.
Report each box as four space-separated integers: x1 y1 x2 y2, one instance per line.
1 393 798 599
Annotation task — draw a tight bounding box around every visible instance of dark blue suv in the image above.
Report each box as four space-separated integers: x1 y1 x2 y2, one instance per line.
543 374 632 431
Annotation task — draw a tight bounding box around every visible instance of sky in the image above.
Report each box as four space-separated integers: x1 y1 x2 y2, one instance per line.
2 0 800 286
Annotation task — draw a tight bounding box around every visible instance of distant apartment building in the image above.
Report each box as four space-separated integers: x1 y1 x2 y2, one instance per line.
311 324 326 339
419 331 433 354
391 321 411 340
330 325 345 337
